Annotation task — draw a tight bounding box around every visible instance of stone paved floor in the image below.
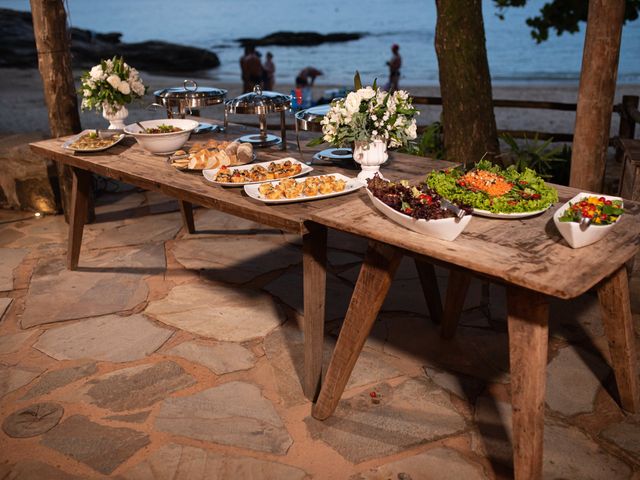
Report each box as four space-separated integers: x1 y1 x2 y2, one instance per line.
0 189 639 479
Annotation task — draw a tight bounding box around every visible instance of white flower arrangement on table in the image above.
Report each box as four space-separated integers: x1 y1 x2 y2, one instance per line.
80 56 147 114
319 79 418 149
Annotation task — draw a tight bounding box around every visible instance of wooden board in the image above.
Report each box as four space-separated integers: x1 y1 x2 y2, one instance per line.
30 124 455 235
309 187 640 300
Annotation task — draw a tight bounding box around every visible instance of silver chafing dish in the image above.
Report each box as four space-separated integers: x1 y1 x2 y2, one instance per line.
153 80 227 133
295 104 353 163
224 85 290 148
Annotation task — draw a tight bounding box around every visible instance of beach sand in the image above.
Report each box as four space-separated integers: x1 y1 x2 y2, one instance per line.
1 67 638 139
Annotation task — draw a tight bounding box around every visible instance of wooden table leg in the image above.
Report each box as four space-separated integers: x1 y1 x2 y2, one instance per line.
414 258 443 324
179 201 196 234
303 223 327 400
67 167 92 271
598 266 640 413
312 241 403 419
507 286 549 480
440 269 472 339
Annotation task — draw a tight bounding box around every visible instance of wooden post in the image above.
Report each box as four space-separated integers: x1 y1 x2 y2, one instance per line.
30 0 94 223
569 0 626 192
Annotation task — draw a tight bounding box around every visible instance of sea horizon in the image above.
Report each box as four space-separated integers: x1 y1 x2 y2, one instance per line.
2 0 639 87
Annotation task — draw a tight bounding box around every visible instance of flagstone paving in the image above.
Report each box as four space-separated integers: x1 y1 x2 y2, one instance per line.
172 236 301 284
0 194 639 479
21 244 165 327
119 442 309 480
351 447 489 480
0 364 43 398
305 378 467 463
22 362 97 400
0 330 33 355
0 247 27 291
33 314 173 362
545 345 611 416
165 340 256 375
41 414 150 475
145 283 284 341
82 361 196 412
155 381 293 455
85 211 182 250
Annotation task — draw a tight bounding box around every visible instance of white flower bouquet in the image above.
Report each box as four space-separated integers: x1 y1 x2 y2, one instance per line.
80 56 146 114
319 80 418 149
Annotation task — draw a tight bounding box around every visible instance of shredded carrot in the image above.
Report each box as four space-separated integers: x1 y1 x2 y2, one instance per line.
459 171 512 197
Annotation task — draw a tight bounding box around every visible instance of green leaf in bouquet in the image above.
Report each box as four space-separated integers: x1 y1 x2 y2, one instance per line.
354 71 363 91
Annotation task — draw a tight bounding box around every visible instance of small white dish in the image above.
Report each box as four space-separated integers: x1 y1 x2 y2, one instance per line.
366 189 471 241
124 119 199 155
203 158 312 187
244 173 362 203
553 192 623 248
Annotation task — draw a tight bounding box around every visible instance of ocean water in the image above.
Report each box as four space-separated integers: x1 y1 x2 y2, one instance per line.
3 0 639 86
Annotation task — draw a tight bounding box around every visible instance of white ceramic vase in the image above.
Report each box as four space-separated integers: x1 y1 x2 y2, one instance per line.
353 139 388 182
102 104 129 129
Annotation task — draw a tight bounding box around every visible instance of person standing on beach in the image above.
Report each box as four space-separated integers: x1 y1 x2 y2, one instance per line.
240 45 263 93
263 52 275 91
295 67 323 88
386 44 401 92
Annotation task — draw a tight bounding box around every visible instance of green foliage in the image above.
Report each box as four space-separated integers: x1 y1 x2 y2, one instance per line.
498 133 571 184
493 0 639 43
400 122 445 159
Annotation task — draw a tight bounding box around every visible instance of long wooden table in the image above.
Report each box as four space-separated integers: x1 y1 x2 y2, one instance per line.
29 124 453 400
308 186 640 479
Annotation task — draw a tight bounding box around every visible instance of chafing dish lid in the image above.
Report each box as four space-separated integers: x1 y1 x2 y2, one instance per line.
225 85 291 114
154 80 227 107
295 104 330 122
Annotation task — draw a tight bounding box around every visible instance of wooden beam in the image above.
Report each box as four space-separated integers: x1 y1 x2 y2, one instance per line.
569 0 626 192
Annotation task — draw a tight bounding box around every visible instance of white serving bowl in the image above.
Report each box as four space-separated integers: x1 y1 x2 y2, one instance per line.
124 119 199 155
366 189 471 241
553 192 623 249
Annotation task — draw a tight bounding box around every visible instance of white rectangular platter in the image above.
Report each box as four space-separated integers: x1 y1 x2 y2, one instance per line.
203 157 312 187
244 173 363 204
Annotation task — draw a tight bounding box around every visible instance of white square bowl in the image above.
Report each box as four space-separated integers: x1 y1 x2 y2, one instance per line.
553 192 623 248
366 189 471 241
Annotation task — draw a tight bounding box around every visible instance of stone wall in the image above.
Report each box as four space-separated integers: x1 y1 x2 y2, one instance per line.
0 134 58 213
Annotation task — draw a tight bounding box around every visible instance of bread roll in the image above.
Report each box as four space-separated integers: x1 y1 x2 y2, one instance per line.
237 143 253 164
225 142 239 157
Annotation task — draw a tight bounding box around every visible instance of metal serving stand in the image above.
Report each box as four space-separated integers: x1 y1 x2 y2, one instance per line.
224 85 290 149
295 104 353 163
153 80 227 133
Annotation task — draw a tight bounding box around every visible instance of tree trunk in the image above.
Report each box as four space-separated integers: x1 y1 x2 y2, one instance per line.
30 0 94 223
435 0 499 167
569 0 625 192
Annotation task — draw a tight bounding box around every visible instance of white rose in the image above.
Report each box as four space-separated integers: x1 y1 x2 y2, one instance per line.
360 86 376 100
407 121 417 139
106 74 121 89
131 81 145 96
117 81 131 94
89 65 103 81
344 92 361 114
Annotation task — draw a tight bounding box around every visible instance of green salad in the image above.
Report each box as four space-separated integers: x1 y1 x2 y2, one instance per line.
426 160 558 214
